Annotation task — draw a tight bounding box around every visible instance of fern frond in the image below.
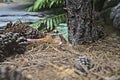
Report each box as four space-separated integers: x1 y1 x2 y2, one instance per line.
26 0 64 11
30 13 66 31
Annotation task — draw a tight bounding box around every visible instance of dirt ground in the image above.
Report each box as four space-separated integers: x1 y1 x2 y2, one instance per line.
0 32 120 80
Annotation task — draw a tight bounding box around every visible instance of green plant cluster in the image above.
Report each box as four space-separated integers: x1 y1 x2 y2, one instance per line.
31 13 66 31
27 0 64 11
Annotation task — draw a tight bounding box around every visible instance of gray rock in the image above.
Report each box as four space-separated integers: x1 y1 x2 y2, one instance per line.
110 3 120 19
113 13 120 28
110 3 120 29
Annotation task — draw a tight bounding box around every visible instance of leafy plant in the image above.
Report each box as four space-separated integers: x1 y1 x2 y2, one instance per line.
27 0 66 34
27 0 64 11
30 13 66 31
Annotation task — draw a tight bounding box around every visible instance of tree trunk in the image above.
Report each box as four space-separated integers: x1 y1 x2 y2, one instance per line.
65 0 104 45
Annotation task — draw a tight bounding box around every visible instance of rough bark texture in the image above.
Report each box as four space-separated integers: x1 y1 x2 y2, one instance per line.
66 0 104 45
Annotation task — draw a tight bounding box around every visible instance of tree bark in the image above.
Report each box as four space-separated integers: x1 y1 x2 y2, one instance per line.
65 0 104 45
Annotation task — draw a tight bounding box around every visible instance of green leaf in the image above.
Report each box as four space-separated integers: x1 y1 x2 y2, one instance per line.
31 13 66 31
50 19 53 30
26 0 64 11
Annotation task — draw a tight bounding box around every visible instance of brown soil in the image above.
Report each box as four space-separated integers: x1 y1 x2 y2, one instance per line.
0 33 120 80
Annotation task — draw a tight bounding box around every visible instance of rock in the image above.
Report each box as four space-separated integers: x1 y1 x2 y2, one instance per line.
110 3 120 19
110 3 120 29
95 0 120 27
113 13 120 28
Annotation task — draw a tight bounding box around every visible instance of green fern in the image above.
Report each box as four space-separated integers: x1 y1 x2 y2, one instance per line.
30 13 66 31
27 0 64 11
